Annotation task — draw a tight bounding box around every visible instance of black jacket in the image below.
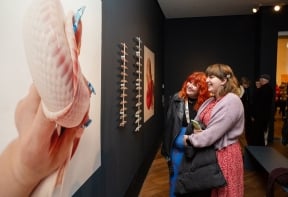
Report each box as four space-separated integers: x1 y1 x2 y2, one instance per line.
175 144 226 195
161 93 185 160
173 123 226 195
252 83 273 121
161 93 197 159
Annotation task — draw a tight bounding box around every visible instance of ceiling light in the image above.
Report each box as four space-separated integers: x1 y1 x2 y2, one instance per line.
252 7 258 13
274 5 281 12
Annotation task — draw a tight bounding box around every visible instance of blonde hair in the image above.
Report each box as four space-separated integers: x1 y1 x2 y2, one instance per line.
205 63 240 97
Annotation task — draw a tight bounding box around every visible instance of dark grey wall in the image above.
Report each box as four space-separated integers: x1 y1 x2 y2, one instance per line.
163 5 288 102
74 0 165 196
163 15 258 99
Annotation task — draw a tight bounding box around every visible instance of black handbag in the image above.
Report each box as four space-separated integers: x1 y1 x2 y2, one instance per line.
174 145 227 195
174 123 226 195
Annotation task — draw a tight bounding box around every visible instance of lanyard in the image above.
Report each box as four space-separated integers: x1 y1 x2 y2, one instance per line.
185 99 190 123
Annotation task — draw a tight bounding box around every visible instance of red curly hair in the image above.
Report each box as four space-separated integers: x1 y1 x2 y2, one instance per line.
178 72 210 110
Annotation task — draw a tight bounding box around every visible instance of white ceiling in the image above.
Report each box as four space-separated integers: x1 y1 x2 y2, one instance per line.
157 0 288 18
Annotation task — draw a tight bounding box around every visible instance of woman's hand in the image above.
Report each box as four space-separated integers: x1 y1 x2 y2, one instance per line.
183 135 189 146
194 129 202 134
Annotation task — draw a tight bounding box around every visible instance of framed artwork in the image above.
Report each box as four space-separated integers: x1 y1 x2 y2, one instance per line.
0 0 102 196
143 46 155 122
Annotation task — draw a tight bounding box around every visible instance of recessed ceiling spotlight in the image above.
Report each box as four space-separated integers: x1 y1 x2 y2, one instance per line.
252 7 258 13
274 5 281 12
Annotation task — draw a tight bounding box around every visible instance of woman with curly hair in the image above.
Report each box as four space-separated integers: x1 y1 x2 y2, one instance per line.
161 72 210 197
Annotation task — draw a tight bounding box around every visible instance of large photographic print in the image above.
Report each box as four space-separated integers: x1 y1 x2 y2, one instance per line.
0 0 102 196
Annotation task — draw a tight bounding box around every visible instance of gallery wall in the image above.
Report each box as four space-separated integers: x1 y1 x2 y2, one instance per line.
74 0 165 196
163 5 288 100
163 15 258 99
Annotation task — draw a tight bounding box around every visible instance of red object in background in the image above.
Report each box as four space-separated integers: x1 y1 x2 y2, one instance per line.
146 79 154 110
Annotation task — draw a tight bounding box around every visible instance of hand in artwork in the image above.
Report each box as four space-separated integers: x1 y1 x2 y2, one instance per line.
0 84 89 196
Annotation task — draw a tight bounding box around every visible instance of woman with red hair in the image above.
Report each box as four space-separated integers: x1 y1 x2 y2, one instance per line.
161 72 210 197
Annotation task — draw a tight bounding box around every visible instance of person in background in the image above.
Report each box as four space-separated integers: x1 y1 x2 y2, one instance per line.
255 80 261 89
183 63 245 197
248 78 261 145
239 77 253 145
278 83 287 119
251 74 273 146
275 83 281 114
161 72 210 197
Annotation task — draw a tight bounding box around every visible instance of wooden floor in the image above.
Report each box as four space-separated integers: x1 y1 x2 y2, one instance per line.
139 112 288 197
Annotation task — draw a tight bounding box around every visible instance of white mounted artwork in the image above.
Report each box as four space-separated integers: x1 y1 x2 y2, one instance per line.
0 0 102 196
119 42 128 127
134 37 143 132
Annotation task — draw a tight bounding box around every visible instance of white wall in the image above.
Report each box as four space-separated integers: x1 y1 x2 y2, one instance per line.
0 0 101 196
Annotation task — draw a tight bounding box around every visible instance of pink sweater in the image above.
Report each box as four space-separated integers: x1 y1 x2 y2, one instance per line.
188 93 244 150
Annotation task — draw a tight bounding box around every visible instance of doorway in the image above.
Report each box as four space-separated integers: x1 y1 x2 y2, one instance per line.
275 31 288 119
